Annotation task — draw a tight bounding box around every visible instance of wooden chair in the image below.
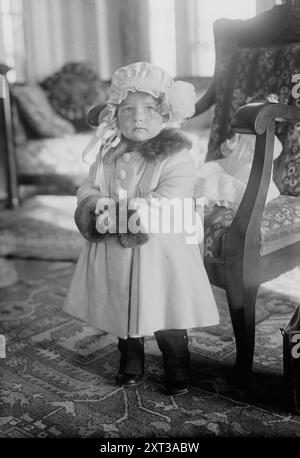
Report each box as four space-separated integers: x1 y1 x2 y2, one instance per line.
194 0 300 383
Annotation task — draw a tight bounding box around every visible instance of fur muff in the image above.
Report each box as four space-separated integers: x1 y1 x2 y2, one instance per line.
116 206 149 248
75 196 113 243
75 197 149 247
118 231 149 248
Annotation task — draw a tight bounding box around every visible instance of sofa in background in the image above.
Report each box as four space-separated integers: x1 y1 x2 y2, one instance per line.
0 62 213 207
1 62 111 205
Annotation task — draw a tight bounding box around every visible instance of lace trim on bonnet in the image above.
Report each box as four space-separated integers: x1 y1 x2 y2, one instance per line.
82 62 197 164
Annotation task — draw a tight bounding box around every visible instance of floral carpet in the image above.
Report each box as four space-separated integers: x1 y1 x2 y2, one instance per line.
1 259 300 438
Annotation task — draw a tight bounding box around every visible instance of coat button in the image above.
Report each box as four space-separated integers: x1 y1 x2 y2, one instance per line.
122 152 131 162
118 169 126 179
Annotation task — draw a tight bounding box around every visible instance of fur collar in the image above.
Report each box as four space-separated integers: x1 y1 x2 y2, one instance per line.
103 128 192 164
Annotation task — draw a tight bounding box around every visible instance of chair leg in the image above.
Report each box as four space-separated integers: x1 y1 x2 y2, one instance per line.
226 284 259 384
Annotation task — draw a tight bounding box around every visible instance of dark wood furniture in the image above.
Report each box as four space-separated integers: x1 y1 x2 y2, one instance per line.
194 0 300 383
0 71 18 208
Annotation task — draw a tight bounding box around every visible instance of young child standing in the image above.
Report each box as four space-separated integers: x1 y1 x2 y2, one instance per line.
64 62 219 396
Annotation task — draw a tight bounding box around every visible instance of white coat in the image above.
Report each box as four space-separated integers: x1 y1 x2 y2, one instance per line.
64 131 219 339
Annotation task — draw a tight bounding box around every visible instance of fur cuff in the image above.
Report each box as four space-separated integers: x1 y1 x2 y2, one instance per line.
118 232 149 248
75 197 150 247
75 196 112 242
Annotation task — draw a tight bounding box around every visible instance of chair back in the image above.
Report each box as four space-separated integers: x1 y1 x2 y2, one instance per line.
207 1 300 196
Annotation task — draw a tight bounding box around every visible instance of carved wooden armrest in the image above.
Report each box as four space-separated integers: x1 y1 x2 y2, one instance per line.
231 102 300 135
224 102 300 280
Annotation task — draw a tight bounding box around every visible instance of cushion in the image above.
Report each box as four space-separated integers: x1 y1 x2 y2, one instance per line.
41 62 110 131
12 84 76 138
260 195 300 254
15 132 92 180
204 195 300 259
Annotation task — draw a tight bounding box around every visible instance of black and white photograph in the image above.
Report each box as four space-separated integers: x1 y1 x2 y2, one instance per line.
1 0 300 446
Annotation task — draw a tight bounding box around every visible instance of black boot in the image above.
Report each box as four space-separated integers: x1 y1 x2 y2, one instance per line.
117 337 145 385
155 329 191 395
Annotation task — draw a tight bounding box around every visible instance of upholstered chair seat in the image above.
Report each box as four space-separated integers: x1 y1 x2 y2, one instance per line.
204 195 300 260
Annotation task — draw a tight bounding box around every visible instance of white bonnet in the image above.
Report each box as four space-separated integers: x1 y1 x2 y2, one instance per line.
82 62 196 163
105 61 197 127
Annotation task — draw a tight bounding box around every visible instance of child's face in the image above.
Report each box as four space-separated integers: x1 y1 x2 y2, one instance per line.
117 92 164 142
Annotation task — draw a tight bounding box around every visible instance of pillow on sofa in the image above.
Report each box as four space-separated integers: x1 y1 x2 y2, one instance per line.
12 84 76 138
40 62 110 131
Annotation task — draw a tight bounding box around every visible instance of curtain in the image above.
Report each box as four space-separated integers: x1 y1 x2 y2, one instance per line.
0 0 26 82
174 0 266 77
23 0 151 82
22 0 275 82
119 0 151 65
24 0 100 81
93 0 151 79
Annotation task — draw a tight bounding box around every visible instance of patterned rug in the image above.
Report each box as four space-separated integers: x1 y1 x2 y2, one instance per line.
1 259 300 438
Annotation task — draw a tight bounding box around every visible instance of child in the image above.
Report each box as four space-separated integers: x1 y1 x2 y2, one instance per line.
64 62 219 396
